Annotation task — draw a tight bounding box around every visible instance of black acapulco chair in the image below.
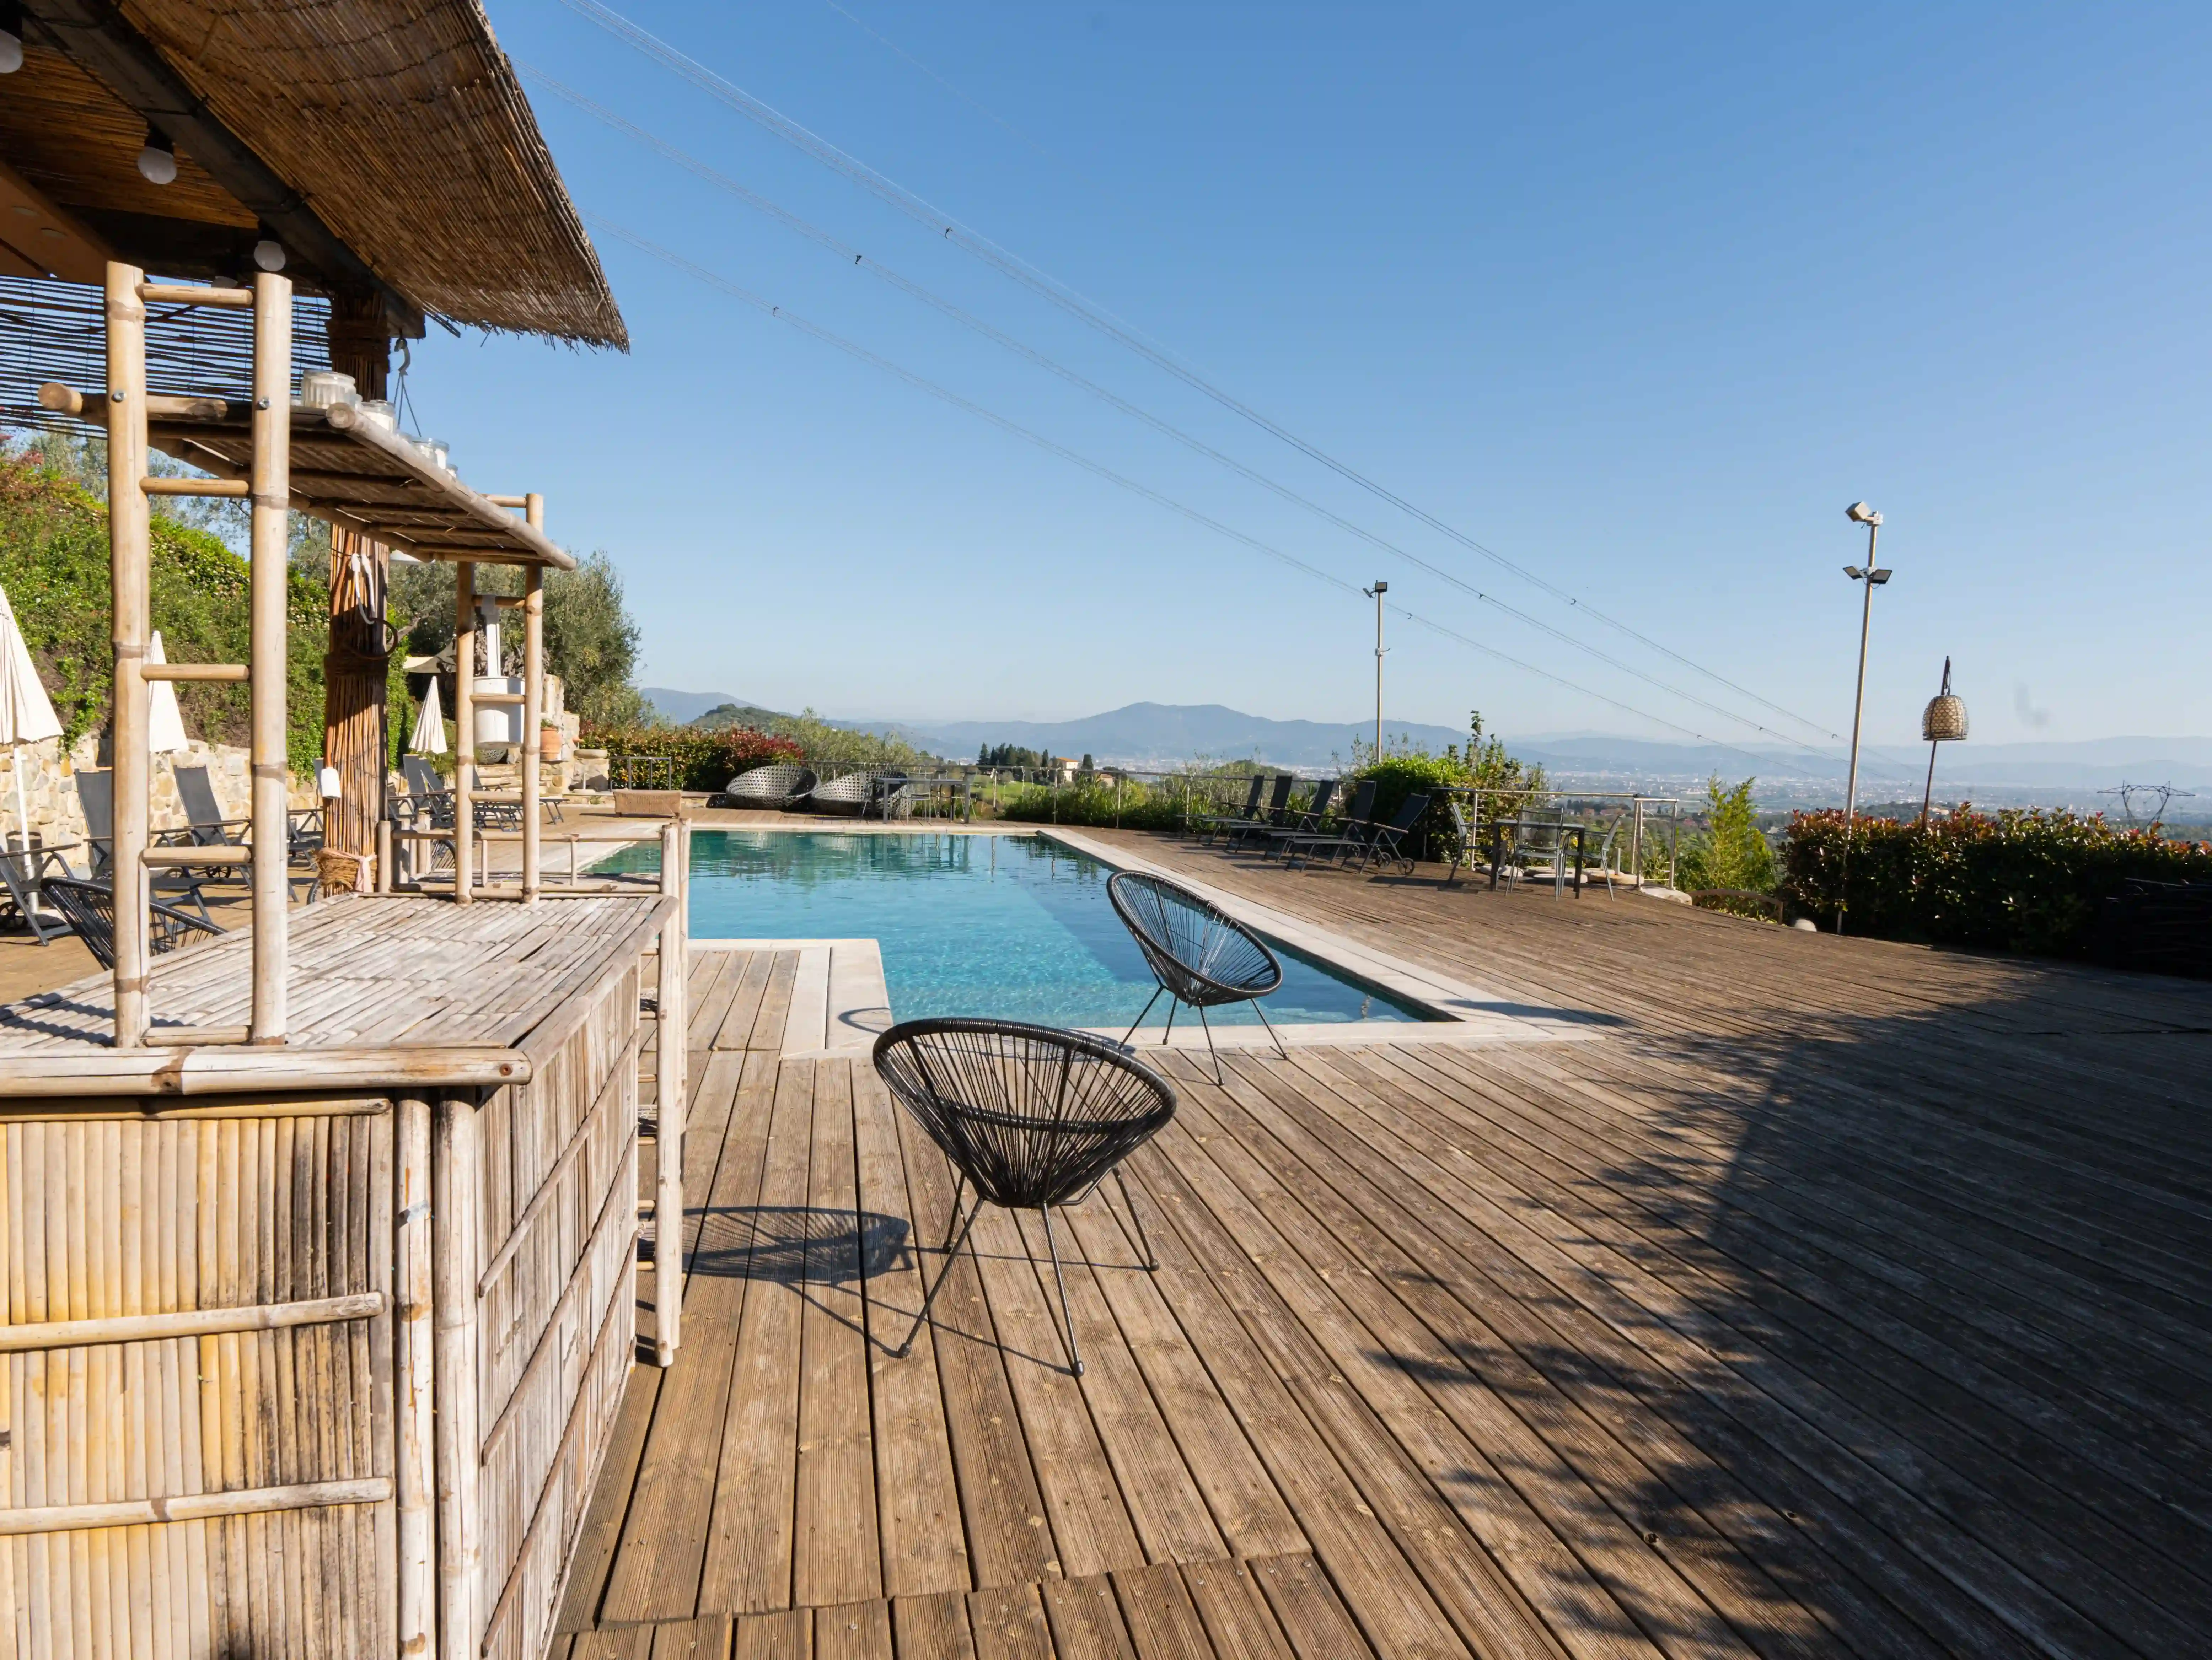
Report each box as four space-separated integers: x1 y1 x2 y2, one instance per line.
874 1018 1177 1377
1107 870 1288 1081
41 876 225 971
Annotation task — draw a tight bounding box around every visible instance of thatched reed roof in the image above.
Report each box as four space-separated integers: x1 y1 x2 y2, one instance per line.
4 0 626 348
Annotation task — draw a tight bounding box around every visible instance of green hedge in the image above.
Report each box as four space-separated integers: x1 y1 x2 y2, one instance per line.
996 777 1185 831
1781 808 2212 955
0 453 331 775
585 724 804 793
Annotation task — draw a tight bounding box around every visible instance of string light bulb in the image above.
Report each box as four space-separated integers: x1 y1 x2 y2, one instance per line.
252 236 286 272
136 126 177 185
0 1 25 75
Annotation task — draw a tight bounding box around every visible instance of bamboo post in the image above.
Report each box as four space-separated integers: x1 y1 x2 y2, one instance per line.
654 821 688 1365
453 564 476 904
394 1094 435 1653
248 270 291 1041
432 1092 483 1656
522 496 545 902
106 261 151 1046
376 818 392 894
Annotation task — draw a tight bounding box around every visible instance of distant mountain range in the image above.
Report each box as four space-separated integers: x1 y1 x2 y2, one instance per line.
637 690 2212 812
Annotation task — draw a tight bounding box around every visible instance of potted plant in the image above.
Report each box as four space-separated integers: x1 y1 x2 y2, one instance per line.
539 718 563 761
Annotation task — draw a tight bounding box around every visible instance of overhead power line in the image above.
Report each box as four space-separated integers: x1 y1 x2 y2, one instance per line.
554 0 1843 744
585 212 1829 779
524 66 1848 762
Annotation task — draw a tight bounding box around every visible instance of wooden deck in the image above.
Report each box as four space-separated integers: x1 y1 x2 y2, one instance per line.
558 832 2212 1660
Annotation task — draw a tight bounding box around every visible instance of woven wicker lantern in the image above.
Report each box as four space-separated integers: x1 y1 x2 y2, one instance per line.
1922 690 1968 742
1918 658 1965 822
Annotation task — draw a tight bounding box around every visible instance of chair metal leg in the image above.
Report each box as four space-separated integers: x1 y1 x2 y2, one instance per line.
1038 1203 1084 1376
1250 997 1289 1062
1162 997 1177 1044
1121 984 1165 1046
896 1174 979 1359
1196 1003 1225 1085
1112 1165 1158 1271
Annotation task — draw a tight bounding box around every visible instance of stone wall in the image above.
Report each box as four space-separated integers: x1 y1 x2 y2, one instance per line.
0 732 318 856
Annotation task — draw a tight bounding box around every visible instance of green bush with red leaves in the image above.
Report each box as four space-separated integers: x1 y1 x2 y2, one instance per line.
1782 807 2212 955
584 724 803 793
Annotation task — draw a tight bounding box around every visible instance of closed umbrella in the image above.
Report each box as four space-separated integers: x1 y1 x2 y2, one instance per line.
409 675 447 755
146 630 190 755
0 582 63 851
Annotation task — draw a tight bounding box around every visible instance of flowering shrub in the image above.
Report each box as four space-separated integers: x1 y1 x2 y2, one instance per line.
584 724 802 792
1781 808 2212 955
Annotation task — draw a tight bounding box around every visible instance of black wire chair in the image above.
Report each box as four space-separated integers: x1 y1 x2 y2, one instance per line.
41 877 226 971
723 762 817 810
874 1018 1177 1377
1107 871 1287 1081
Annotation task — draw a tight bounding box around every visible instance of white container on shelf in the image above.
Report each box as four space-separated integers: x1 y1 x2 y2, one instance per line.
474 676 524 748
357 399 397 432
298 370 359 410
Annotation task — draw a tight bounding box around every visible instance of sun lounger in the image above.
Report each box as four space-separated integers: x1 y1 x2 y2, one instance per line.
1284 791 1430 874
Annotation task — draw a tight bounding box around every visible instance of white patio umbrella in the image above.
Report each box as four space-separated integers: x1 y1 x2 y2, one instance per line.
0 582 63 850
146 630 190 755
409 675 448 755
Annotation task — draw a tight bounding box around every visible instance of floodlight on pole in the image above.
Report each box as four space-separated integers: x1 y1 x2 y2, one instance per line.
1840 503 1890 829
1362 581 1389 754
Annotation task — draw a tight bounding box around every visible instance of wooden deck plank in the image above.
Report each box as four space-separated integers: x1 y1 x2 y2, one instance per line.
1109 1561 1214 1660
853 1066 971 1600
794 1062 884 1609
601 1051 782 1623
732 1609 813 1660
1057 1196 1305 1563
962 1201 1146 1580
1008 1204 1228 1568
892 1592 981 1660
1039 1572 1137 1659
812 1597 893 1660
965 1583 1053 1660
701 1059 817 1613
1176 1563 1296 1660
892 1105 1060 1592
560 827 2212 1660
1185 1056 1832 1660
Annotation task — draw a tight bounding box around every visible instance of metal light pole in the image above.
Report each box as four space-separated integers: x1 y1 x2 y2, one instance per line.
1363 580 1388 754
1841 503 1891 827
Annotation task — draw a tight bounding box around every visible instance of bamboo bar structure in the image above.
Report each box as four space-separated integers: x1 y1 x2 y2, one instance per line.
4 7 644 1650
105 262 150 1047
654 821 689 1364
454 561 476 906
249 269 291 1040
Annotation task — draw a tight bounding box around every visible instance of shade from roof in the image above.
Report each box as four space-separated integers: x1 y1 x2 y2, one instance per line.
5 0 626 347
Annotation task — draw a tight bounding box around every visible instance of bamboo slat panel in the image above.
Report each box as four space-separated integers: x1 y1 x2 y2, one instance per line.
0 1099 396 1659
471 961 643 1660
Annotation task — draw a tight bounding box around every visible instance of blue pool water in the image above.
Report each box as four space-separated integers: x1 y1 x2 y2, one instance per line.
595 831 1427 1030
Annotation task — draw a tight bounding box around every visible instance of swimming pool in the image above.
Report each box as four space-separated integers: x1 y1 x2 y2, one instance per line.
594 830 1427 1031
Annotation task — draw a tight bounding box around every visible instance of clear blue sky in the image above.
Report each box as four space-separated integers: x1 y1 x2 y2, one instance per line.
410 2 2212 752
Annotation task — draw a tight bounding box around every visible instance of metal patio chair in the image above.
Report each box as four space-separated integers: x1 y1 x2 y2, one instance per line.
1255 778 1339 859
1107 870 1288 1081
875 1018 1177 1378
40 876 225 971
1197 775 1267 845
723 762 817 810
1220 774 1296 851
0 843 77 944
75 770 217 921
1283 790 1429 875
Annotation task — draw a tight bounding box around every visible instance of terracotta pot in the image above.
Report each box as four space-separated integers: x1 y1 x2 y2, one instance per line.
539 727 563 761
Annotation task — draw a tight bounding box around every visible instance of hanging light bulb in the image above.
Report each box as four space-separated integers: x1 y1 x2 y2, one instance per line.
0 1 26 75
136 126 177 185
252 235 286 272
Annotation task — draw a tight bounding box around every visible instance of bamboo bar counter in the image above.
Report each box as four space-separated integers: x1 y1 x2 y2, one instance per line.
0 889 677 1659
